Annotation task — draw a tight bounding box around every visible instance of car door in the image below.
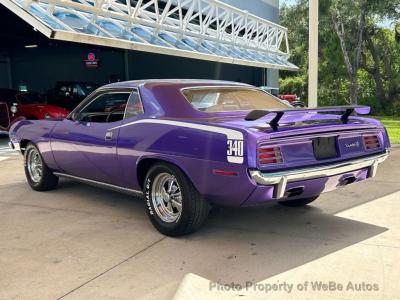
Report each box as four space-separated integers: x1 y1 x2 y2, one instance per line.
113 89 146 189
51 89 132 185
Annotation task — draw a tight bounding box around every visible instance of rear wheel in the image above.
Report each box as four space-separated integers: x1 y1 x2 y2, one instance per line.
278 196 319 207
24 143 59 191
144 163 210 236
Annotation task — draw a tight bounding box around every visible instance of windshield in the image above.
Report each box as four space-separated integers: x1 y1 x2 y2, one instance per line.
16 92 45 104
182 87 290 113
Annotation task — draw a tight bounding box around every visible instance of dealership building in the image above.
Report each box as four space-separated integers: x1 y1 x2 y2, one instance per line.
0 0 296 93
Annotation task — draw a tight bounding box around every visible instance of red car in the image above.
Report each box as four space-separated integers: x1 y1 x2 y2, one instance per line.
0 89 69 132
278 94 304 107
259 86 304 107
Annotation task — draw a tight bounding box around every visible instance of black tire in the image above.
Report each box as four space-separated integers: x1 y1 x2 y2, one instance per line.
278 196 319 207
24 143 59 191
144 162 210 236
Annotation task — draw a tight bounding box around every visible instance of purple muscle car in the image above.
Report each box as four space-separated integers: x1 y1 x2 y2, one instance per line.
8 80 390 236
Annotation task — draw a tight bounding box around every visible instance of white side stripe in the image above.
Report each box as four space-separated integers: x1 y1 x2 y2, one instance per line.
227 156 244 164
109 119 245 164
109 119 244 141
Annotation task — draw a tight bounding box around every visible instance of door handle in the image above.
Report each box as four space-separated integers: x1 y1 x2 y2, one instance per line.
105 131 113 141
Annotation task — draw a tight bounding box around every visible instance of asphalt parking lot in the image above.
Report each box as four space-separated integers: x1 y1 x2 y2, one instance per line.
1 134 399 300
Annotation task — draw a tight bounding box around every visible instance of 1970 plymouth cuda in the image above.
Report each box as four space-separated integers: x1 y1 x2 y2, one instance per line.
9 80 390 236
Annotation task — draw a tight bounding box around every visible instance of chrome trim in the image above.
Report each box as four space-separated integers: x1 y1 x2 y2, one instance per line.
267 128 379 142
250 150 390 199
122 87 145 120
9 141 21 152
67 88 134 120
275 176 288 200
369 160 379 178
53 172 143 197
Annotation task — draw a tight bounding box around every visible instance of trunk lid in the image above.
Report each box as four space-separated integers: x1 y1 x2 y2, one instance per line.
202 110 386 171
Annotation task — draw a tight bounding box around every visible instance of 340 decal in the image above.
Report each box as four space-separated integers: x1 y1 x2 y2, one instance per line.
227 139 244 157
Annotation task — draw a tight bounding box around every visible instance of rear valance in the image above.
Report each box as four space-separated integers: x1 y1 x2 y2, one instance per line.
245 106 371 130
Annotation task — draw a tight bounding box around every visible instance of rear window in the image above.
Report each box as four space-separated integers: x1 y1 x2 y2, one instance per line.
182 87 290 112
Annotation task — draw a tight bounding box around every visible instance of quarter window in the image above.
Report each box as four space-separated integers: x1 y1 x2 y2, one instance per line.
124 90 144 119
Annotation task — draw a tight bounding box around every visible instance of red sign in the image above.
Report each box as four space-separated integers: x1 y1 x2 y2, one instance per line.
84 52 100 69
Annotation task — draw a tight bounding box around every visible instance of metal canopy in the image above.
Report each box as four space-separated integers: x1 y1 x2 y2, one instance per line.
1 0 298 71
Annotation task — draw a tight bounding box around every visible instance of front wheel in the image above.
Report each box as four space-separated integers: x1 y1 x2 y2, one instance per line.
24 143 59 191
144 163 210 236
278 196 319 207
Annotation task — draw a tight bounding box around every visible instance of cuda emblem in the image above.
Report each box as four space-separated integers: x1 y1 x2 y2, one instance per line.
345 141 360 149
227 139 244 164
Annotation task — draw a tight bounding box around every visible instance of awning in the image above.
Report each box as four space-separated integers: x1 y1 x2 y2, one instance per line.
0 0 298 71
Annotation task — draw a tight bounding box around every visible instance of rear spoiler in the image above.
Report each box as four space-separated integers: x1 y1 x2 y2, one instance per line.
244 105 371 131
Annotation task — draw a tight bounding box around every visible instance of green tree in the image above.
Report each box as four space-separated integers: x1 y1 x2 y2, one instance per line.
361 27 400 108
330 0 367 105
280 0 400 114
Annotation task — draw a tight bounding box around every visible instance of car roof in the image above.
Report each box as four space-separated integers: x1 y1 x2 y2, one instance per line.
100 79 255 119
102 79 251 90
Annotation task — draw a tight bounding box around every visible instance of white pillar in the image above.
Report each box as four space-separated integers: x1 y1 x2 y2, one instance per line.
308 0 319 108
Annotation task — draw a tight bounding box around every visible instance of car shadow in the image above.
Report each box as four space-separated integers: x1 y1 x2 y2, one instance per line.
176 203 388 285
53 178 388 287
54 179 148 218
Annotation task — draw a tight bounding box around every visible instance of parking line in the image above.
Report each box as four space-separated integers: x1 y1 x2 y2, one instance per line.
56 237 167 300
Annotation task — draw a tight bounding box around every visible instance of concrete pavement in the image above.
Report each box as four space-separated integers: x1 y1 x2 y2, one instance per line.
174 190 400 300
0 134 17 162
0 138 399 300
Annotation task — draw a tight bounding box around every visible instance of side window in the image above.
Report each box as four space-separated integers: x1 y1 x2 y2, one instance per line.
124 90 144 119
79 92 131 123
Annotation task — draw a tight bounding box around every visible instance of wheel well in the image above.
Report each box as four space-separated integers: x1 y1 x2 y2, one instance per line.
19 139 31 153
27 116 37 120
136 158 188 189
137 158 162 189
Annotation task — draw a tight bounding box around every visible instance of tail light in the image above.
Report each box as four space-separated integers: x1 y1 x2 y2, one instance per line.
363 135 381 150
258 146 283 166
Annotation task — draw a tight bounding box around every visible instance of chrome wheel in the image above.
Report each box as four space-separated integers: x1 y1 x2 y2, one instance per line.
27 148 43 183
151 172 183 223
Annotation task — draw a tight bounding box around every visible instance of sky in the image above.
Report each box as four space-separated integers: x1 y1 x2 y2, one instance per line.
280 0 297 7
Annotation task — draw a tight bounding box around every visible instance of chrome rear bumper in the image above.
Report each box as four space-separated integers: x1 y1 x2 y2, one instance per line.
250 150 390 199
